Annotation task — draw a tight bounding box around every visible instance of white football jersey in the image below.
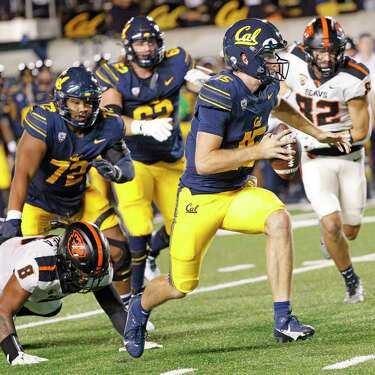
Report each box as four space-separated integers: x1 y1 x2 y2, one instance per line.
0 236 112 305
283 46 370 147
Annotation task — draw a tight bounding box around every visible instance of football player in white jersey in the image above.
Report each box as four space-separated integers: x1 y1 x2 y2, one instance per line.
281 16 370 303
0 221 128 366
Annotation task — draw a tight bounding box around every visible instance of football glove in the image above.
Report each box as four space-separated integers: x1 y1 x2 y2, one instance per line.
91 159 123 183
184 68 211 89
10 352 48 366
131 118 173 142
0 219 22 245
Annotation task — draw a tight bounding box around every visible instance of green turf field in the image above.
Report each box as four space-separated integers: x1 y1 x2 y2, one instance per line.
2 209 375 374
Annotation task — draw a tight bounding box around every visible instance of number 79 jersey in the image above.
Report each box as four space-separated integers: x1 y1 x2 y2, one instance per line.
22 102 125 217
283 45 370 133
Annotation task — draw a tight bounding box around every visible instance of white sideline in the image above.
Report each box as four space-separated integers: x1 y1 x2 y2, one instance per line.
160 369 197 375
16 251 375 331
322 355 375 370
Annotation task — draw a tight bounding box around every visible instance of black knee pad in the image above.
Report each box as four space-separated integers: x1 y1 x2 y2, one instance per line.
108 238 131 282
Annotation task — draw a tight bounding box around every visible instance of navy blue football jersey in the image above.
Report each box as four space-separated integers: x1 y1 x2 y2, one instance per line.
23 102 125 216
95 47 192 164
181 70 279 194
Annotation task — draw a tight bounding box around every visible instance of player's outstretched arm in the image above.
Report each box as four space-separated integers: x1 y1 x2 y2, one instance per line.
273 98 351 153
347 96 370 143
93 285 127 336
0 275 47 365
7 132 47 213
0 132 47 243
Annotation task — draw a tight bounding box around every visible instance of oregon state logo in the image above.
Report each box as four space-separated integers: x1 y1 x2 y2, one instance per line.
67 229 87 258
234 26 262 46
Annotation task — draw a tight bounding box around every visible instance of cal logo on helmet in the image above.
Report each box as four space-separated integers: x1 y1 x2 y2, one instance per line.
55 75 69 90
234 26 262 46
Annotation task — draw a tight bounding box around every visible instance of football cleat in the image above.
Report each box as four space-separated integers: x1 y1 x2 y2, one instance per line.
144 256 161 281
274 315 315 343
124 294 149 358
344 278 364 304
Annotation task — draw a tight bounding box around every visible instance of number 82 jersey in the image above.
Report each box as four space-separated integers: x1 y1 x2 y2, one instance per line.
284 45 370 134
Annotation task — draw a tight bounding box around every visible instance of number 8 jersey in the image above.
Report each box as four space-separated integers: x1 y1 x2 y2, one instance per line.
284 45 370 135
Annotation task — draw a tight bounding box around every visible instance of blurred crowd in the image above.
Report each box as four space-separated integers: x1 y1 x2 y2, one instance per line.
1 31 375 215
0 1 372 31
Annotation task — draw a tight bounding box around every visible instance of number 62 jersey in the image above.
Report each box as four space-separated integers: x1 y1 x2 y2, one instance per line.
283 45 371 152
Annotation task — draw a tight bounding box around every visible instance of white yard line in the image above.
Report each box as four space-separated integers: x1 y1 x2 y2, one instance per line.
160 369 197 375
217 264 255 272
17 251 375 330
322 355 375 370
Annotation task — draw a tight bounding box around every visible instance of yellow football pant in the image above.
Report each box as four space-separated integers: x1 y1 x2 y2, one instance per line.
170 185 285 293
22 184 118 235
113 159 184 236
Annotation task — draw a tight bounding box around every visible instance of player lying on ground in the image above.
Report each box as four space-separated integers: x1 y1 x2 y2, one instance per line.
0 221 127 366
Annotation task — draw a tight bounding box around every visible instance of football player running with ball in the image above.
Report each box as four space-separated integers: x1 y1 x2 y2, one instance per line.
281 16 370 303
122 18 350 358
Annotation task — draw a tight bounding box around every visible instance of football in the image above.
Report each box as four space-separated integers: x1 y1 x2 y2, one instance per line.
270 123 301 181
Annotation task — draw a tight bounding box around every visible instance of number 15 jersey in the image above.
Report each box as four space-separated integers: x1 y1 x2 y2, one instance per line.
284 45 370 134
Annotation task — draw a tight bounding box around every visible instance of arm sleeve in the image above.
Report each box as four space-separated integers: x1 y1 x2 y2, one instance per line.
195 79 232 136
196 106 231 137
344 75 371 102
93 285 126 336
22 108 48 142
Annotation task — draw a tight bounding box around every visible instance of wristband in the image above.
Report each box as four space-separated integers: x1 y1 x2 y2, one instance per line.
6 210 22 220
1 334 23 364
6 141 16 154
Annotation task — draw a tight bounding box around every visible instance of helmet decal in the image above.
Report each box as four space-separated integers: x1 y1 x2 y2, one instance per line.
54 66 102 129
67 229 87 259
223 18 289 84
234 26 262 46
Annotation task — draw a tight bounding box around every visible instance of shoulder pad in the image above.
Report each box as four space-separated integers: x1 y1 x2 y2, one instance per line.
198 74 233 111
95 62 122 89
23 104 50 140
340 57 369 80
289 45 308 62
165 47 193 68
35 255 58 282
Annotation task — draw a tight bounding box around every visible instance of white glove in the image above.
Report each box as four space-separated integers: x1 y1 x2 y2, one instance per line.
131 118 173 142
184 68 211 89
11 352 48 366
